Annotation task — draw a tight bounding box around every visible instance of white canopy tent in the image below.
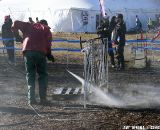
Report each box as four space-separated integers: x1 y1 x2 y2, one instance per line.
0 0 160 32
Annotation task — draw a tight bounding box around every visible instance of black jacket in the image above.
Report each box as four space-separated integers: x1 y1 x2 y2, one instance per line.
96 20 111 41
112 20 126 46
2 19 14 39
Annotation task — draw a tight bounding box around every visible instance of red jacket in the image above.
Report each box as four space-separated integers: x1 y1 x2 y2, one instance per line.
12 21 52 55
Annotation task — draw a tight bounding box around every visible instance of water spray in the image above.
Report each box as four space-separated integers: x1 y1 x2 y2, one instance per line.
67 70 123 107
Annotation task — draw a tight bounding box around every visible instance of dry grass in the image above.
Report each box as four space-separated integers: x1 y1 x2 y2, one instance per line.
53 51 83 64
52 32 97 40
1 32 160 65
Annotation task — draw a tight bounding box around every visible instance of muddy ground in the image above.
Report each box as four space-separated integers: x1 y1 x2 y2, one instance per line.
0 53 160 130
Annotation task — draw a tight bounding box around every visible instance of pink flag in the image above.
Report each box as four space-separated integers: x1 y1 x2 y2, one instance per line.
98 0 106 18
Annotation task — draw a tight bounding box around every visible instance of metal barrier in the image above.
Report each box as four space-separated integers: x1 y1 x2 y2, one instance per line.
80 37 109 108
130 38 148 68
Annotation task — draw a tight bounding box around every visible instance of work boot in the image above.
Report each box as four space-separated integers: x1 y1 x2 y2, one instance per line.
109 54 115 68
28 99 37 105
40 98 51 105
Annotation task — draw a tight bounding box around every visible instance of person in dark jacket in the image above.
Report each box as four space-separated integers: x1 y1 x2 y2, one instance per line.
36 17 39 23
135 15 142 33
110 16 117 33
97 18 115 67
2 15 15 63
112 13 126 70
28 17 35 24
12 19 54 105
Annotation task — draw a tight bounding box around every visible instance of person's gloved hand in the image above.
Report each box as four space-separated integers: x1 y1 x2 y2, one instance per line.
112 40 119 45
13 30 23 43
47 54 55 62
15 36 23 43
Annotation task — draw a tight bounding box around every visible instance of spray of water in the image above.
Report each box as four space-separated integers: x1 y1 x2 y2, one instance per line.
117 84 160 108
67 70 160 109
67 70 124 107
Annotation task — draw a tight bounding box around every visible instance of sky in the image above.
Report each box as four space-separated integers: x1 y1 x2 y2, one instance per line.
0 0 160 10
0 0 160 32
0 0 95 10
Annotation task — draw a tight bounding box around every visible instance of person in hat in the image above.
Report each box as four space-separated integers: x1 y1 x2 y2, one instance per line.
36 17 39 23
135 15 142 33
112 13 126 70
96 17 115 68
1 15 15 63
12 19 54 105
28 17 35 24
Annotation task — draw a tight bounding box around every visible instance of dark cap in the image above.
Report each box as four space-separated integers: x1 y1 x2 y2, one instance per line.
117 13 123 19
40 19 48 26
4 15 10 22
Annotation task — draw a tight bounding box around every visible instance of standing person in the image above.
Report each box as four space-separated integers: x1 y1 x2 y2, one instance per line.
135 15 142 33
110 16 117 33
12 19 54 105
112 14 126 70
147 17 153 31
28 17 35 24
158 17 160 28
2 15 15 63
155 15 160 28
110 16 117 53
96 18 115 67
36 17 39 23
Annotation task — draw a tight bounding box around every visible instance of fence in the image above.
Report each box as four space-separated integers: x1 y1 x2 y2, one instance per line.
0 37 160 68
0 37 160 51
80 37 109 108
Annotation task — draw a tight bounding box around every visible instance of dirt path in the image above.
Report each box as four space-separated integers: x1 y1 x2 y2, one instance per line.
0 59 160 130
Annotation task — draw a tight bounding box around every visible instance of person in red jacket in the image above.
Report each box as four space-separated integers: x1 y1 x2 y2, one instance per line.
12 19 54 105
